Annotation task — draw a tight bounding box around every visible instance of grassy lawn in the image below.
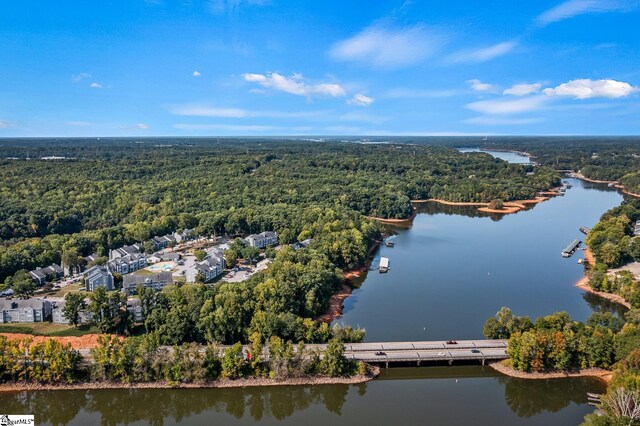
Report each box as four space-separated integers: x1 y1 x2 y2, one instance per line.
0 322 100 336
42 283 85 298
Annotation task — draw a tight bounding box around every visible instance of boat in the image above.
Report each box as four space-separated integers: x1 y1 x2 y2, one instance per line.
379 257 390 273
385 241 395 247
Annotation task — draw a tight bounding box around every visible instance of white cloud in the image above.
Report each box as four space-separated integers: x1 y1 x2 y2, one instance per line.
465 95 549 115
465 116 542 125
0 120 10 129
348 93 375 107
168 104 326 118
136 123 149 129
72 73 91 83
329 23 446 68
536 0 636 25
242 72 346 97
543 79 638 99
447 41 517 64
503 83 543 96
89 82 103 88
467 79 498 92
193 71 201 77
174 123 278 131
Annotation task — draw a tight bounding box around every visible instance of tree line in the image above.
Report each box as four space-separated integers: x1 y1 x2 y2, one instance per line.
0 333 366 386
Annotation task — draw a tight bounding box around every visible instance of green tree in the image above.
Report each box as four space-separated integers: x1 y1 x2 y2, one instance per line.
11 270 36 298
224 250 238 268
62 292 86 327
194 249 207 262
319 339 352 377
221 342 245 379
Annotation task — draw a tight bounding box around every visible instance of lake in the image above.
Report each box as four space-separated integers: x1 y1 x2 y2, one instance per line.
1 150 624 425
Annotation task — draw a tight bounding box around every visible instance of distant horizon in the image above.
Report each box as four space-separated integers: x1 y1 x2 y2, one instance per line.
2 134 640 140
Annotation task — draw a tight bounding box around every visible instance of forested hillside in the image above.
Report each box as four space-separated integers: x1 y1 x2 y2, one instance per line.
0 138 559 282
460 137 640 194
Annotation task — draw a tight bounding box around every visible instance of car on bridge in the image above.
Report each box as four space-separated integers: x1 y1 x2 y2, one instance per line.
375 351 386 356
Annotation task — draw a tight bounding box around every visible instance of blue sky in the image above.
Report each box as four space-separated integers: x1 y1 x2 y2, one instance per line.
1 0 639 136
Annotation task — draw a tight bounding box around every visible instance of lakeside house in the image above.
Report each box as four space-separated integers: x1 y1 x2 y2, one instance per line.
292 239 313 250
0 298 52 323
108 253 147 275
29 264 64 285
151 235 176 251
83 265 115 292
245 231 278 248
109 244 144 261
126 298 144 322
186 249 225 283
634 220 640 236
122 272 173 295
51 300 93 325
150 229 196 251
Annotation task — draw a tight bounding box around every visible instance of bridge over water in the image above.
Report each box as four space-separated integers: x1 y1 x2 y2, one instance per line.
301 339 508 368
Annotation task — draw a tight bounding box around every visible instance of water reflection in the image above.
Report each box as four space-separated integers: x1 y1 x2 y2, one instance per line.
413 201 506 221
1 367 607 425
501 375 605 418
582 291 628 317
2 384 352 425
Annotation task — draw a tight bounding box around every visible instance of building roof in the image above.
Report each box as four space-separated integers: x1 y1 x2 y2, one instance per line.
29 264 63 279
84 265 112 279
0 298 48 311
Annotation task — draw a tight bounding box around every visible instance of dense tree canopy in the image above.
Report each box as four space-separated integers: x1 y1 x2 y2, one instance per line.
0 138 559 282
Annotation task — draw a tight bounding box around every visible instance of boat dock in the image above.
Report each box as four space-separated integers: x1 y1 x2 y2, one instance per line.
562 239 581 258
379 257 389 273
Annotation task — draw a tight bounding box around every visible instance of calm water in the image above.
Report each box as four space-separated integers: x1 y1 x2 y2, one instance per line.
457 147 533 164
0 368 606 426
337 177 624 341
1 150 624 425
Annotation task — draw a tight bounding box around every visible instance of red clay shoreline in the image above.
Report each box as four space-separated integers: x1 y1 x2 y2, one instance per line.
488 360 612 383
316 240 381 324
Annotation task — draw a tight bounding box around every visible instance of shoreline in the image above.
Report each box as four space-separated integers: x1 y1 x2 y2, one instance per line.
575 247 632 309
488 360 612 383
417 196 549 215
571 171 640 199
575 277 631 309
0 367 380 393
316 239 381 323
366 212 416 224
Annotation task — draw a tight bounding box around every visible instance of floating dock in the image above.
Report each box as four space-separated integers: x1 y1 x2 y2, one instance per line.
379 257 390 273
562 240 581 258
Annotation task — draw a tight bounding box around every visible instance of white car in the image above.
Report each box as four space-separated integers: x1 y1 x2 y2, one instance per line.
437 352 446 356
